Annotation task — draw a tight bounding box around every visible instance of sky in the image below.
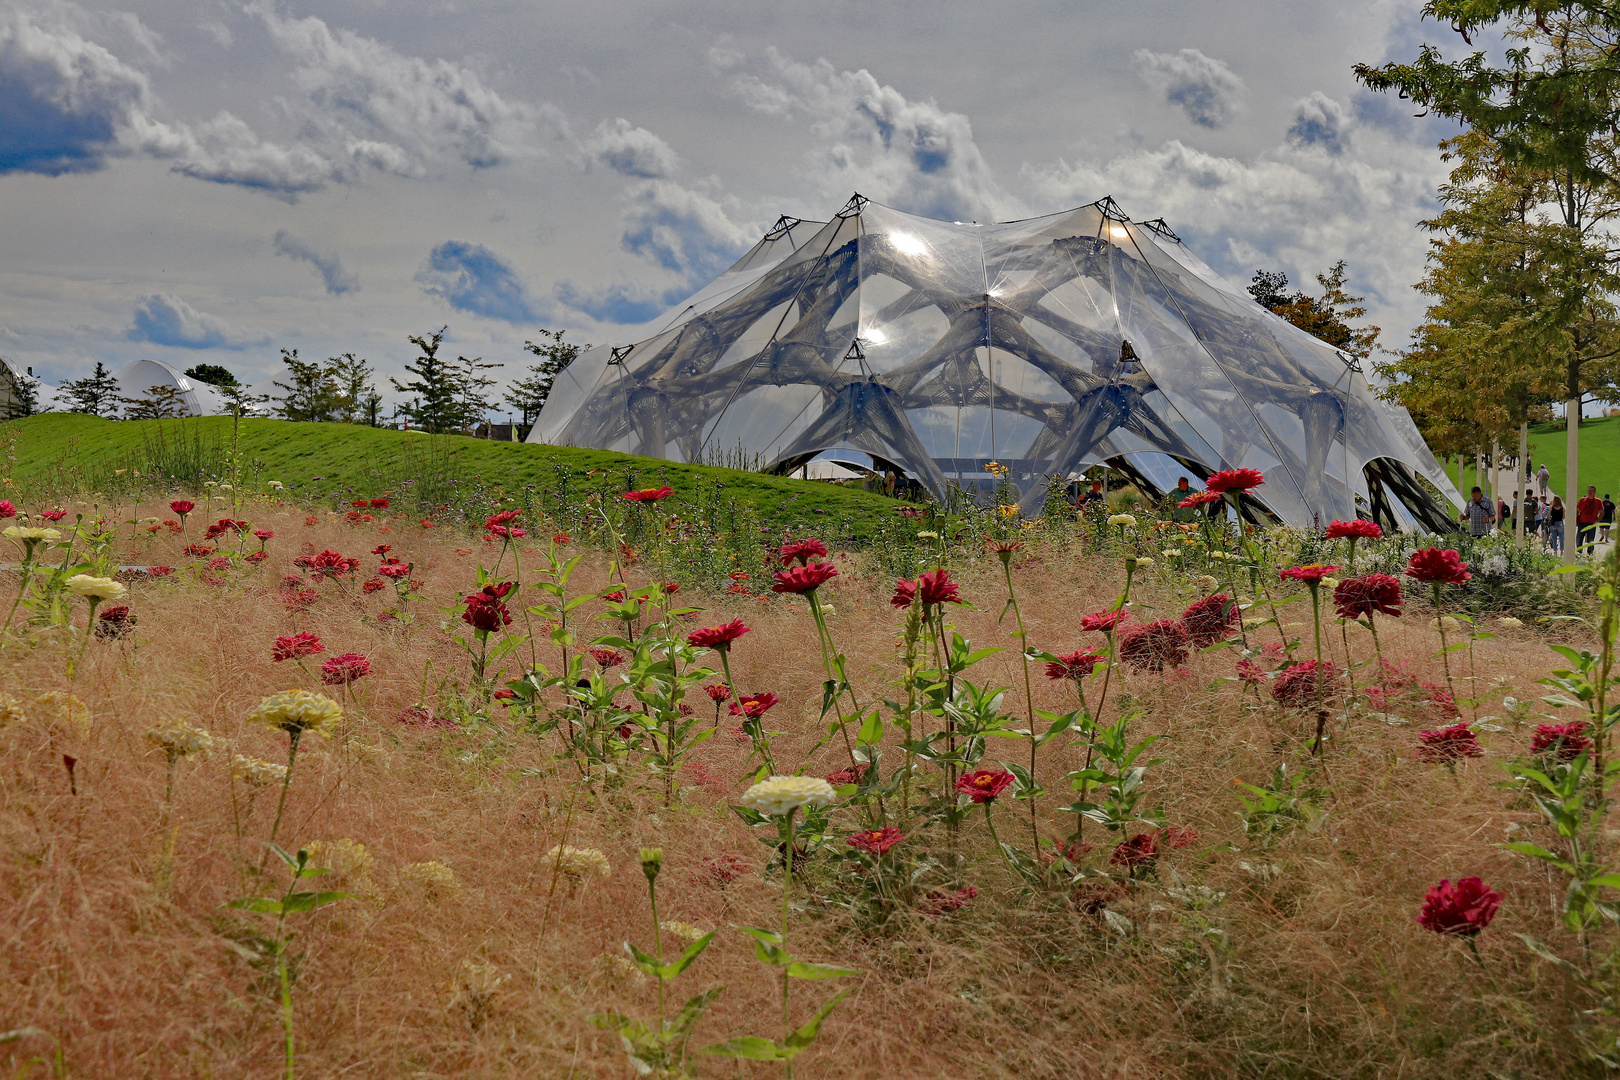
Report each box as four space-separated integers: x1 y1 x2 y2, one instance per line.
0 0 1466 416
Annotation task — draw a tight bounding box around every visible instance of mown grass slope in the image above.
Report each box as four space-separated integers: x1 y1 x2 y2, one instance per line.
1445 415 1620 499
0 413 905 542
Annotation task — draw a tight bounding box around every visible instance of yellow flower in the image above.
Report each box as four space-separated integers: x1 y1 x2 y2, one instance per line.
659 921 708 946
1498 616 1524 629
996 504 1020 518
400 860 459 896
738 775 836 816
144 721 215 760
64 575 126 602
3 525 61 547
1107 514 1136 528
247 689 343 737
1133 556 1155 569
307 838 374 879
1161 548 1182 558
231 754 288 787
547 845 611 884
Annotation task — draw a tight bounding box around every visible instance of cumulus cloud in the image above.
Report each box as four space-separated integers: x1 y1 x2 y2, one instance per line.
416 241 546 324
711 46 1010 221
554 279 688 325
1288 92 1351 154
273 230 359 294
586 117 679 178
1132 48 1245 129
127 293 265 350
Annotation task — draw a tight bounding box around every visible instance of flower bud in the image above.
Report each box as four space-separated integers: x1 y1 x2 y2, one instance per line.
639 847 663 883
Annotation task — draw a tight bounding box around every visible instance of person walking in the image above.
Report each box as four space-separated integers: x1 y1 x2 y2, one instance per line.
1461 485 1497 537
1579 485 1604 555
1550 495 1566 555
1538 463 1552 498
1603 494 1615 543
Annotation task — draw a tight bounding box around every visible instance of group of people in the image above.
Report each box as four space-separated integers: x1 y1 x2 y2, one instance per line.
1460 473 1615 556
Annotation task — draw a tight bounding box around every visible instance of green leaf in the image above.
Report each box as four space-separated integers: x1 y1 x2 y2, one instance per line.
784 990 851 1052
702 1036 787 1060
669 985 726 1038
786 961 856 980
856 711 884 746
1584 873 1620 891
224 896 283 914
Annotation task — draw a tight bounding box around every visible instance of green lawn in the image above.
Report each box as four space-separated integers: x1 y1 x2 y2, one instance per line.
1445 415 1620 500
0 413 907 543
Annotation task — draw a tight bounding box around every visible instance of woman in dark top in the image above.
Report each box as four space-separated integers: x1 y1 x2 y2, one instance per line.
1550 496 1566 554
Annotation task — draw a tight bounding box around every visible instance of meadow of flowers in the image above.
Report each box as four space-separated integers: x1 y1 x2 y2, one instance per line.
3 471 1620 1078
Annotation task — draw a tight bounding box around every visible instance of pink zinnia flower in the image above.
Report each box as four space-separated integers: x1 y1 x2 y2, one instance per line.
272 632 325 662
206 556 231 571
1080 610 1130 633
729 691 780 718
1406 547 1471 585
955 768 1015 803
40 509 67 522
1178 491 1222 508
1045 649 1103 680
916 568 963 605
687 620 750 650
1333 574 1403 619
622 485 673 502
825 763 869 786
1181 594 1238 648
703 683 732 702
1279 564 1339 583
308 549 360 577
245 551 268 564
779 538 829 566
921 885 978 915
1417 877 1502 936
253 529 274 541
771 562 838 594
1118 619 1191 672
320 653 370 685
847 827 905 856
378 563 410 579
1326 519 1382 540
1203 468 1264 494
589 647 625 668
169 500 195 516
890 579 917 608
1271 660 1341 708
1532 721 1592 762
0 500 14 518
1417 722 1483 763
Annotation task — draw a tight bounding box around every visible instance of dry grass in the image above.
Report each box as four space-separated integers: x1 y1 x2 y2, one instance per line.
0 505 1601 1079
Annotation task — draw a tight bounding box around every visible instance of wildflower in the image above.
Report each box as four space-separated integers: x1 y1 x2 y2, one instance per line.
1080 609 1130 633
1271 660 1341 709
320 653 371 685
246 689 343 737
1203 468 1265 494
687 620 751 650
1118 619 1190 672
1417 723 1484 763
779 538 829 565
1406 548 1471 585
729 691 780 718
462 583 513 633
547 845 612 884
1178 491 1222 508
399 861 460 896
738 775 837 815
1417 877 1502 936
622 486 673 502
362 577 384 593
704 683 732 702
1326 519 1382 540
955 768 1015 803
771 561 839 594
1181 594 1239 648
1107 514 1136 527
1280 564 1339 583
1046 649 1103 680
847 827 905 856
231 754 288 787
1110 832 1160 867
370 498 389 510
144 721 215 760
588 647 625 668
272 633 325 662
921 885 978 915
308 549 361 578
825 762 868 786
170 500 195 516
1532 721 1592 763
64 575 126 602
94 606 137 640
1333 574 1404 619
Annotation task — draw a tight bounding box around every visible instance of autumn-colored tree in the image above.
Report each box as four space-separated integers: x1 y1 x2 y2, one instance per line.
1247 263 1381 360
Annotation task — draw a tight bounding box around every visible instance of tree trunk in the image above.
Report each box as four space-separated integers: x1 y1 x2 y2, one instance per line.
1516 420 1528 551
1491 436 1501 533
1568 394 1582 565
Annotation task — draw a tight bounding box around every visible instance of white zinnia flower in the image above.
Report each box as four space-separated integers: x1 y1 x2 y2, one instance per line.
4 525 61 545
1133 556 1155 568
1497 616 1524 629
144 721 215 760
247 689 343 737
738 775 837 816
231 754 288 787
65 574 126 602
400 860 459 896
1107 514 1137 527
546 845 611 884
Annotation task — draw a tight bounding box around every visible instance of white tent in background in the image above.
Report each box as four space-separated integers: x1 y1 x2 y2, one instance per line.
110 359 229 416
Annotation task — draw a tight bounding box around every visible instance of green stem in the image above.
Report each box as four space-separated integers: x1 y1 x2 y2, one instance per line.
781 808 795 1080
1000 557 1040 853
649 874 664 1028
266 728 302 857
1433 582 1457 702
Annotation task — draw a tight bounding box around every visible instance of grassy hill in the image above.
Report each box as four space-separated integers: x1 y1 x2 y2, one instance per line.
1446 415 1620 500
0 413 906 544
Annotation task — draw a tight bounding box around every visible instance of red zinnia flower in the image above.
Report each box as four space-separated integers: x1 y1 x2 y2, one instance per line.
1532 721 1593 762
308 549 360 577
921 885 978 915
1045 649 1103 680
1279 564 1339 583
729 691 780 718
206 556 231 571
1080 610 1130 633
589 647 625 668
847 827 905 856
772 561 839 594
1117 619 1190 672
553 532 572 544
370 498 389 509
1417 722 1484 763
1110 832 1160 867
320 653 370 685
0 500 13 518
182 543 213 557
1178 491 1222 508
492 688 516 701
169 500 195 516
362 578 384 593
1417 877 1502 936
1203 468 1264 494
1162 826 1199 848
1406 547 1471 585
461 586 512 633
916 568 963 605
1271 660 1341 708
1326 519 1382 540
40 509 67 521
688 620 750 650
825 763 869 786
1181 594 1239 648
1333 574 1403 619
703 683 732 702
779 538 829 566
890 579 916 608
623 486 673 502
1235 658 1267 683
377 563 410 579
351 499 367 508
372 544 392 555
245 551 268 564
146 566 174 577
484 510 520 530
273 632 325 661
254 529 274 541
397 705 456 729
93 605 136 639
955 768 1015 803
